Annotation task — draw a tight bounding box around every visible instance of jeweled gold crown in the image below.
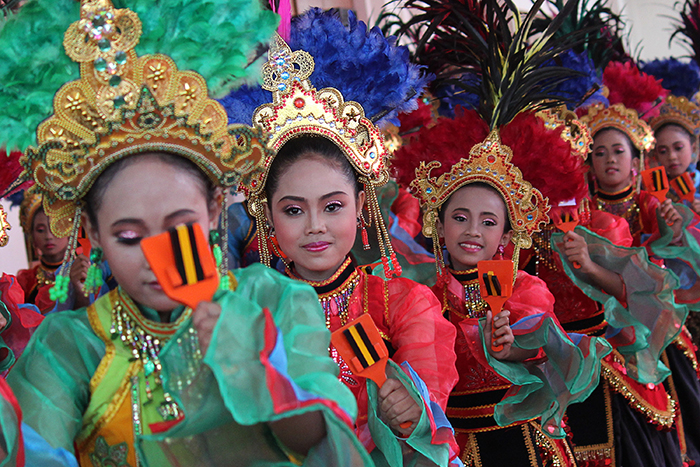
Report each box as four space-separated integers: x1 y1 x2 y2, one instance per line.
243 34 390 196
410 130 550 250
21 0 272 237
580 103 655 152
649 95 700 137
537 107 592 160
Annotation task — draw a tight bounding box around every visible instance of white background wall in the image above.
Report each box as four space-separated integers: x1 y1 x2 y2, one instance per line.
1 204 28 275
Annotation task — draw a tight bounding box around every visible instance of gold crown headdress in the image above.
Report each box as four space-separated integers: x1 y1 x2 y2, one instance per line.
410 130 550 277
579 103 655 152
537 107 592 160
20 0 273 298
242 35 401 277
649 95 700 138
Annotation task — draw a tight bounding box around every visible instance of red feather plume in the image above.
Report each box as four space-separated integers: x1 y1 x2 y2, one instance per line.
0 149 30 198
501 112 589 206
392 108 489 189
603 61 668 118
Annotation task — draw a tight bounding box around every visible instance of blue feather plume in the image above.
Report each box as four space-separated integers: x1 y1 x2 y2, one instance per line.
219 8 431 128
433 74 481 118
545 50 608 109
640 58 700 99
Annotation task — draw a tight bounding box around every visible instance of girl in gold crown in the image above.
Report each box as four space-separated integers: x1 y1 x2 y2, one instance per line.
387 1 622 465
0 0 376 465
15 189 90 314
236 22 461 466
649 95 700 216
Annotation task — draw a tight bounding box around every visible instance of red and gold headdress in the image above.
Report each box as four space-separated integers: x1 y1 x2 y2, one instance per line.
649 95 700 138
242 34 401 277
410 129 550 250
390 0 593 280
579 103 655 152
17 0 275 295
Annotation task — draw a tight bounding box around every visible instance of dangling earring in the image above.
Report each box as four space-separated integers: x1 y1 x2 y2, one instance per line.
496 244 505 260
358 214 370 250
268 226 290 267
84 247 104 297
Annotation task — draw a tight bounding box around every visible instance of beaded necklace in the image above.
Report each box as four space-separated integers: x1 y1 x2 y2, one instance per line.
110 289 200 422
288 257 361 387
595 185 641 239
35 259 61 287
450 268 488 319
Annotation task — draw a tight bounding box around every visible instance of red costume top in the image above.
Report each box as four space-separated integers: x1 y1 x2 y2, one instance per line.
591 185 661 248
433 267 610 466
16 260 60 314
290 257 459 456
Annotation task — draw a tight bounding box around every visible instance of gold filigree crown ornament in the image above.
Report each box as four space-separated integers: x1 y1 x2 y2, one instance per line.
537 107 592 160
649 95 700 138
580 103 655 152
410 130 550 278
20 0 274 299
242 34 401 277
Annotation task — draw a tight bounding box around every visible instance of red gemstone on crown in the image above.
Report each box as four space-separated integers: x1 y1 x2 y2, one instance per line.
294 98 305 109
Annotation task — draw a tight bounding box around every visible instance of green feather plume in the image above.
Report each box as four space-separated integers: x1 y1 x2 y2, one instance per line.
0 0 278 152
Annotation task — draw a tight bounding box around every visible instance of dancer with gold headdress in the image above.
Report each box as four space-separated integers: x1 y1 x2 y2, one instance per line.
0 0 375 465
389 1 615 465
233 11 460 466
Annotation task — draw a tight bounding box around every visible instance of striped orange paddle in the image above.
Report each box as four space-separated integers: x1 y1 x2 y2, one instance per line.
141 222 219 310
331 314 411 429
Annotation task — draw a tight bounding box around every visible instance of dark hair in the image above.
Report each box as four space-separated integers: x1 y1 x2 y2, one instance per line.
84 152 217 228
264 135 362 201
438 182 512 232
594 128 640 159
654 122 696 145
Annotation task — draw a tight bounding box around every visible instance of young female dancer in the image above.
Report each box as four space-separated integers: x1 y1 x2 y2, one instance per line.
392 104 612 466
239 35 460 467
3 1 373 465
15 189 89 313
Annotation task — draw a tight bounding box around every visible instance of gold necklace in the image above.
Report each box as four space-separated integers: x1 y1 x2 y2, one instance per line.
110 294 200 421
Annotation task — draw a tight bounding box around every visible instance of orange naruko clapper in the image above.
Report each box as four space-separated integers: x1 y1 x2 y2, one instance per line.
670 172 696 204
478 260 514 352
331 314 411 429
641 166 670 202
552 199 581 269
141 222 219 310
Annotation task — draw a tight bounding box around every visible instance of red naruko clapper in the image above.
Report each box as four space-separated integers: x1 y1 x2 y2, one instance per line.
552 199 581 269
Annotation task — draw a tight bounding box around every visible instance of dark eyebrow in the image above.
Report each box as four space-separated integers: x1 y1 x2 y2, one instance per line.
164 209 197 222
111 218 146 229
278 191 348 204
320 191 348 200
278 195 306 204
452 207 500 218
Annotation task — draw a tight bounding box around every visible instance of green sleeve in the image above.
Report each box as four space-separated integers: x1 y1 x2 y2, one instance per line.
6 309 103 452
552 226 687 384
142 264 372 466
